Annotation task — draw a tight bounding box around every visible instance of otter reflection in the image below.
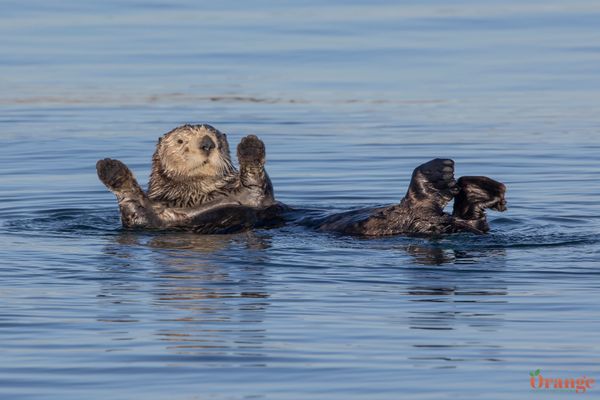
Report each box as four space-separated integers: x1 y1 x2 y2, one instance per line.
111 230 272 253
151 241 270 362
97 231 273 364
405 245 456 265
402 244 508 366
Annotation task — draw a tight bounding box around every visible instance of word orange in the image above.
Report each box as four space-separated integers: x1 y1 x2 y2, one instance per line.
530 369 595 394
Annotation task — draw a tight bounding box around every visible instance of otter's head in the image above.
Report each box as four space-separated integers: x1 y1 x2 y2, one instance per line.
154 124 234 181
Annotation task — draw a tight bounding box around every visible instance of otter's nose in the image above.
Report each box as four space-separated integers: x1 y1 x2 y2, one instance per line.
200 135 216 154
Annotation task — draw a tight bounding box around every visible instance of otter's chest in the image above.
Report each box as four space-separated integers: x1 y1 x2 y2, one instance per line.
159 178 238 208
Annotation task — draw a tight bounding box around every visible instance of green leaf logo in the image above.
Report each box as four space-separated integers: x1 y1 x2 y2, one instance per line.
535 369 541 376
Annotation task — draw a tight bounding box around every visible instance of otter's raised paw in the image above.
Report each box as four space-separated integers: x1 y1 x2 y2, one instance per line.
96 158 137 193
237 135 266 167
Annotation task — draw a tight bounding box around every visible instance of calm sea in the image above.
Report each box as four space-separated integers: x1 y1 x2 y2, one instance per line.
1 1 599 399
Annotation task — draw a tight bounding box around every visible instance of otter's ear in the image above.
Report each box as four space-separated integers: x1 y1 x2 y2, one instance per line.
158 137 162 145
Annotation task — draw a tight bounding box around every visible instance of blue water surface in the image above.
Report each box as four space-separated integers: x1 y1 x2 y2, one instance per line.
1 1 600 399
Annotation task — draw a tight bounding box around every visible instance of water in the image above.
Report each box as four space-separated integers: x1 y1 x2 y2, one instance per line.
1 1 600 399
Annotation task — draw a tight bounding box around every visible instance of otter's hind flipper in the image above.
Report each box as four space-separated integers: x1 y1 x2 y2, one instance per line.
97 158 160 228
236 135 274 207
452 176 507 233
403 158 459 211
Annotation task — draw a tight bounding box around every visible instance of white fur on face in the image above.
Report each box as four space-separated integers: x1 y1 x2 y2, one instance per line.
158 125 232 180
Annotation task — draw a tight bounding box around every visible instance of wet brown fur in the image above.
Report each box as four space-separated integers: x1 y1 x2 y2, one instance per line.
97 124 280 233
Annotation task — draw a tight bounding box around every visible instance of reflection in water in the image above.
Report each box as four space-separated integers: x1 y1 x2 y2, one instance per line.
148 231 272 253
111 230 272 253
404 243 507 266
97 231 272 364
405 244 456 265
98 234 513 367
401 244 508 366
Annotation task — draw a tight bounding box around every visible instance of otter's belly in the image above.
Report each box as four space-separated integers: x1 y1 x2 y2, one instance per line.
185 203 288 234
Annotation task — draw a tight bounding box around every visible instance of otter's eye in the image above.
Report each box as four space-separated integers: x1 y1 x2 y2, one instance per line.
177 139 184 144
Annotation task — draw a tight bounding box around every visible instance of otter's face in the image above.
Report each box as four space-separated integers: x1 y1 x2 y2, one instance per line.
156 125 232 181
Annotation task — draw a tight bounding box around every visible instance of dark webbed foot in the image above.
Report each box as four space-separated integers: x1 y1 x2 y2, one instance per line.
452 176 506 234
237 135 266 168
454 176 507 216
97 158 140 193
405 158 459 211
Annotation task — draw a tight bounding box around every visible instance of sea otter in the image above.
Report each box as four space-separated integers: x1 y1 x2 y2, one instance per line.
97 124 286 233
97 125 506 235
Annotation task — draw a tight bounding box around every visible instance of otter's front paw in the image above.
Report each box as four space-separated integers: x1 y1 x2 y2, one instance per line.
96 158 137 192
237 135 266 167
